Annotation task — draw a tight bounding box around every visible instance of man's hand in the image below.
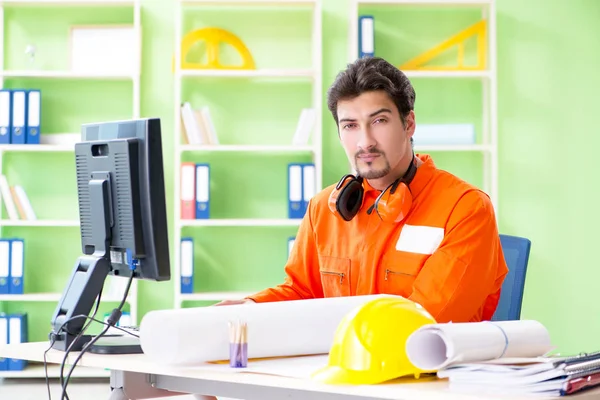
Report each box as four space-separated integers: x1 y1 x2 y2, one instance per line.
213 298 256 306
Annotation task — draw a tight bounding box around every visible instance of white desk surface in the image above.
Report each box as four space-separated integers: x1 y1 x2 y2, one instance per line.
2 342 600 400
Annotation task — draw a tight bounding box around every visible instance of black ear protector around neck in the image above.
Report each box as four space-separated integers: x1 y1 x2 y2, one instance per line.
328 174 364 222
328 155 418 223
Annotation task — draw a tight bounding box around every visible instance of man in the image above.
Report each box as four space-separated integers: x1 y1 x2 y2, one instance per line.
217 56 508 324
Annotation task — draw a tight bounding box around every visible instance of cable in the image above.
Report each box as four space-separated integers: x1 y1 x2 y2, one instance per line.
60 269 135 400
44 286 103 400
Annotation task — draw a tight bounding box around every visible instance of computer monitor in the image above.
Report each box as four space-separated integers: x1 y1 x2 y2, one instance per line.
49 117 170 353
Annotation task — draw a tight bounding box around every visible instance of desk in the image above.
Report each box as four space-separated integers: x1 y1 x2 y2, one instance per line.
1 342 600 400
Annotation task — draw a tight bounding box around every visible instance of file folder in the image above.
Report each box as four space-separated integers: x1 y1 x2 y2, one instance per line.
180 237 194 294
8 313 27 370
10 90 26 144
25 89 40 145
288 163 303 219
0 239 8 294
0 89 11 144
180 162 196 219
9 238 23 295
0 239 12 294
0 314 7 371
195 163 210 219
359 16 374 57
302 163 316 215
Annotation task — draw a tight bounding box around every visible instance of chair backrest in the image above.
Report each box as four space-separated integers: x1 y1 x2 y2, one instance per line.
491 234 532 321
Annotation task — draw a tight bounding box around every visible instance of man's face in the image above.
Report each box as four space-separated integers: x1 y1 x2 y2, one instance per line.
336 90 414 181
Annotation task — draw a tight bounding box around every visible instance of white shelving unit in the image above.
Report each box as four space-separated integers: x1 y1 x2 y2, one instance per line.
349 0 498 211
0 0 141 379
173 0 322 308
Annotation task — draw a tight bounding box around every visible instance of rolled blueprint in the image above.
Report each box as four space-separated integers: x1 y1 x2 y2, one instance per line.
139 294 399 366
405 320 553 371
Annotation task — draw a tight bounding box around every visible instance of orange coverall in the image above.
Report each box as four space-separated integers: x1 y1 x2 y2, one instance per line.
247 154 508 323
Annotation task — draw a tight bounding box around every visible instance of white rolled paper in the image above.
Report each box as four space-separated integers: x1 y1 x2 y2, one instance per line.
139 294 399 366
405 320 553 371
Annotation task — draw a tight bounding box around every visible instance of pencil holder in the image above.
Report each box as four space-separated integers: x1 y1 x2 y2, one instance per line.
228 320 248 368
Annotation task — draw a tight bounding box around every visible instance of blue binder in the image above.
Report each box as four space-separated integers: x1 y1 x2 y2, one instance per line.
10 90 26 144
0 89 11 144
288 163 304 219
180 237 194 294
359 16 375 57
0 313 7 371
195 163 210 219
287 237 295 259
0 239 9 294
8 313 28 371
25 89 40 145
9 238 23 295
302 163 315 215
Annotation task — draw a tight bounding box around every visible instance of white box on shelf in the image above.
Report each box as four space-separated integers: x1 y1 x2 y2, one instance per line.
69 25 136 75
412 123 476 146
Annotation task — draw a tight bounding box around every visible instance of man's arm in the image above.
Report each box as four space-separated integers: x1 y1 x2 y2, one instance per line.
245 199 323 303
407 191 508 323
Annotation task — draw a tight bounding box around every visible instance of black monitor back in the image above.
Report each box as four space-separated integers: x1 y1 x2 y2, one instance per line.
75 118 170 281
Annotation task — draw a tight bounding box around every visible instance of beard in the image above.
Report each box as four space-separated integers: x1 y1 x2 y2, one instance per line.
354 149 391 179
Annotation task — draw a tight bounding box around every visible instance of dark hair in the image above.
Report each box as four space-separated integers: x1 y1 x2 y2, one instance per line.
327 57 416 127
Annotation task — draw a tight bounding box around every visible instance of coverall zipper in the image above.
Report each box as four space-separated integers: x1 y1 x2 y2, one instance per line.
385 269 411 281
321 271 345 284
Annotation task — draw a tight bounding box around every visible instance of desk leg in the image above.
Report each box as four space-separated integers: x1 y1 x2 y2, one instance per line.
109 388 128 400
110 370 190 400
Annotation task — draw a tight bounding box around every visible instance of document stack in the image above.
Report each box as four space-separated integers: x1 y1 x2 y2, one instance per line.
404 320 600 397
438 351 600 397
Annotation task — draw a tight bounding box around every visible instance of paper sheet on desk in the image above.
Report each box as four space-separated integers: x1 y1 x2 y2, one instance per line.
405 320 553 371
194 355 329 379
139 294 400 366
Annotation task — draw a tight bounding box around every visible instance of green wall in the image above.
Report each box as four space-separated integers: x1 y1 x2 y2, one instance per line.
147 0 600 355
3 0 598 355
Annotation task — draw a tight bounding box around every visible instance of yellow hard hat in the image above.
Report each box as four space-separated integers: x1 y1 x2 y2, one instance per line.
311 295 436 385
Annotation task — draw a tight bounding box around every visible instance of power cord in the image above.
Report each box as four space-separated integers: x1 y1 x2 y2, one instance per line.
43 264 137 400
61 270 135 400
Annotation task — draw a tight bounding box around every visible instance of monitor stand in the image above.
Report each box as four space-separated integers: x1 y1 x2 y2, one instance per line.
48 172 142 355
89 335 142 354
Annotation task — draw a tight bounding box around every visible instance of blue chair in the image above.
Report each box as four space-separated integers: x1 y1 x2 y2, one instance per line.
491 234 532 321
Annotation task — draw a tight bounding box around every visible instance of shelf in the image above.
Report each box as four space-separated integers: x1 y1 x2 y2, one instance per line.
180 291 255 301
414 144 492 152
180 0 317 5
0 363 109 378
0 0 135 6
179 69 315 79
0 292 131 302
179 144 314 153
1 70 136 80
0 220 79 227
0 293 61 302
403 70 491 79
0 144 74 152
356 0 492 5
180 219 302 227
